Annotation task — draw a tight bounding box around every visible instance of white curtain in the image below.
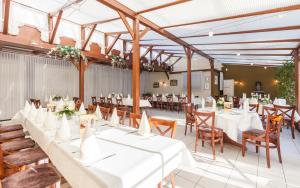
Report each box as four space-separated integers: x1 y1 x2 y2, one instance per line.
0 51 78 120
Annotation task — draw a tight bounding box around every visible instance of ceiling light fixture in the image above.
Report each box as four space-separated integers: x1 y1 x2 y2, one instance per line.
236 53 240 56
208 30 214 37
264 66 267 70
250 63 254 66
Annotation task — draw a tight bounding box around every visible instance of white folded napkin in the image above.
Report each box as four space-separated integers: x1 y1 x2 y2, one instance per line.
109 108 119 126
201 98 205 109
23 101 31 116
273 98 278 105
192 93 195 99
128 94 131 99
138 111 151 136
108 93 111 98
94 105 102 120
55 114 71 141
44 111 57 130
80 124 102 162
49 96 53 103
100 93 103 97
79 102 86 115
267 94 270 99
56 99 64 112
28 103 38 120
68 101 75 110
35 107 46 124
243 99 250 113
44 96 48 103
212 98 216 109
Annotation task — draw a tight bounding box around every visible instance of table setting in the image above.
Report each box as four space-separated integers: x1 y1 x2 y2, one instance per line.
11 101 195 188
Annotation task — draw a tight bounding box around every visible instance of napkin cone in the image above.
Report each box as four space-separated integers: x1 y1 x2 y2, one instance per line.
23 101 31 116
212 98 217 109
110 108 119 126
79 102 86 114
55 114 71 141
243 99 250 113
201 98 205 109
35 107 46 124
94 105 102 120
80 124 102 162
44 111 57 130
56 99 64 111
28 103 38 120
138 111 151 136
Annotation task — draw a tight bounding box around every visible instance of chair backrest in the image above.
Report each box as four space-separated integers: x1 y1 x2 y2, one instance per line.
149 118 177 138
193 111 216 131
185 103 195 122
262 106 277 123
107 98 112 104
249 104 259 113
166 96 173 103
232 96 240 108
91 96 97 105
87 104 96 113
266 115 284 140
157 96 162 102
274 104 295 123
73 97 79 103
75 99 82 111
116 98 123 106
129 113 142 128
100 107 110 120
117 110 127 125
99 97 106 105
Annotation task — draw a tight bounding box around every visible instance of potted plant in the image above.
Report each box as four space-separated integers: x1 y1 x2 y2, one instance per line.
48 45 88 64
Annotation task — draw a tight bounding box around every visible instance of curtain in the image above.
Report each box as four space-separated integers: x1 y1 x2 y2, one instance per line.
0 51 78 120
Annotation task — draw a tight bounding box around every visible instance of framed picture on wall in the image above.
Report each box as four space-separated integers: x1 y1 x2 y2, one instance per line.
170 79 178 86
153 82 159 88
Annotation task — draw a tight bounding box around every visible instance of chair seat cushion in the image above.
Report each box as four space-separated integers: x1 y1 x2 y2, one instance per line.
4 147 47 167
1 163 60 188
243 129 265 137
198 127 223 136
0 130 25 142
1 138 35 153
0 124 23 133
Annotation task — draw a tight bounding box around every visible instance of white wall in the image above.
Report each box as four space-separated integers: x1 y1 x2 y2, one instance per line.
144 71 212 97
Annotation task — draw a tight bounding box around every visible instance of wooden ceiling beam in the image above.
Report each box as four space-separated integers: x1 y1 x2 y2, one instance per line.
105 33 121 54
161 54 174 64
162 4 300 29
193 38 300 45
170 57 182 67
82 17 120 27
153 50 165 61
216 58 290 61
139 27 150 39
96 0 211 60
137 0 191 14
82 24 97 50
180 25 300 38
49 10 63 44
141 45 153 58
2 0 11 34
117 11 134 38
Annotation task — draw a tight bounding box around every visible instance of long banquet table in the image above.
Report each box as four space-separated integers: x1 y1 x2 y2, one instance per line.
112 98 152 108
13 110 195 188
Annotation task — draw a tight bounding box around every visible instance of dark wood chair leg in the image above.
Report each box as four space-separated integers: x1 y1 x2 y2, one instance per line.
220 135 224 153
266 142 271 168
242 138 246 157
256 141 260 153
195 127 199 152
291 123 295 139
170 172 175 188
212 138 216 160
184 124 188 136
277 141 282 163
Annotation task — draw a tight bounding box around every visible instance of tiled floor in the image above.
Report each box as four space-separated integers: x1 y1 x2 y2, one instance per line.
147 109 300 188
62 109 300 188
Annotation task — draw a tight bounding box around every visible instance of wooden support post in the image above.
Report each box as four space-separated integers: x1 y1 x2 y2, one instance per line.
2 0 11 34
79 61 85 102
49 10 63 44
132 19 140 114
209 59 215 97
185 47 192 103
294 48 300 112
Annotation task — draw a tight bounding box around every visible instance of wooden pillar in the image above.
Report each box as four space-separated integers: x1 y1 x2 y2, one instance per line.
294 48 300 112
185 47 192 103
2 0 11 34
132 19 140 113
209 59 215 97
79 61 85 102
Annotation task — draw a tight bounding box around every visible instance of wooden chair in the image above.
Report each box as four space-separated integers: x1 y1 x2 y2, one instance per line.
274 104 296 139
1 163 60 188
156 96 163 110
73 97 79 103
0 124 23 133
166 97 174 111
232 96 240 108
185 103 196 136
116 98 123 108
129 113 142 128
117 110 127 125
0 138 35 156
249 103 259 113
262 106 277 129
193 111 224 160
106 98 113 110
100 107 110 120
0 147 48 178
99 97 106 107
149 118 177 138
87 104 96 114
91 96 97 105
242 115 283 168
75 99 82 111
149 118 177 188
178 97 187 112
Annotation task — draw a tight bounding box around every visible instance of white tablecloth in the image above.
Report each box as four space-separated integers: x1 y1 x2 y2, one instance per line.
14 110 195 188
112 98 152 108
197 108 263 142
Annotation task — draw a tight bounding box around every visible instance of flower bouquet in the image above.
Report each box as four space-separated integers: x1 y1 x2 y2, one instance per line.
56 105 75 120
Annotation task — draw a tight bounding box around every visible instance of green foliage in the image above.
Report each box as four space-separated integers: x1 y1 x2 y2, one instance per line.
56 105 75 119
276 61 295 105
48 45 87 63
